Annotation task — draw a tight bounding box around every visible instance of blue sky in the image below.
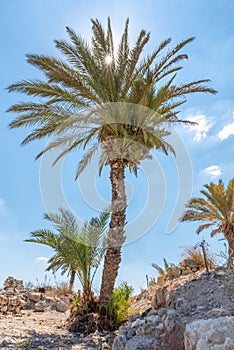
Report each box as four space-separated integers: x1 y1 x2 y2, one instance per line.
1 0 234 293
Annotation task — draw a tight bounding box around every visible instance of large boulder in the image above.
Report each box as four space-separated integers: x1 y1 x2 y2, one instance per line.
151 285 168 309
184 316 234 350
35 301 49 312
55 300 67 312
27 292 41 302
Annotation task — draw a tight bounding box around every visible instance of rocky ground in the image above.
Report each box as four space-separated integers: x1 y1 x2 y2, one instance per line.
113 267 234 350
0 277 115 349
1 267 234 349
0 310 114 349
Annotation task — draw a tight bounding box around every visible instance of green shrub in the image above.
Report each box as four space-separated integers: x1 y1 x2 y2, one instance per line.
105 281 134 327
15 337 32 350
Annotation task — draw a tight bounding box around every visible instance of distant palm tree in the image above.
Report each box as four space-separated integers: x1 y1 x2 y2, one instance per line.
25 209 109 299
181 179 234 267
7 18 216 304
152 258 176 276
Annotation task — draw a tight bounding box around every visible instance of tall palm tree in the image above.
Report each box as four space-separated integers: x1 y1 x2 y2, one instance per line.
180 179 234 267
25 209 109 298
7 18 216 304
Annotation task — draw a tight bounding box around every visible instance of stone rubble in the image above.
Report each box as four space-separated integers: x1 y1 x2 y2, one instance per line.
0 277 115 349
0 277 73 315
113 267 234 350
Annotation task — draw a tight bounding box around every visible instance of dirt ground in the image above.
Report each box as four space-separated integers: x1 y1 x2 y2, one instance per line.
0 310 110 349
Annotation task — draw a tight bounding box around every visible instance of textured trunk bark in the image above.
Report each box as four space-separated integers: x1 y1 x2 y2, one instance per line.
69 270 76 293
99 159 126 305
227 237 234 267
83 281 94 303
225 224 234 267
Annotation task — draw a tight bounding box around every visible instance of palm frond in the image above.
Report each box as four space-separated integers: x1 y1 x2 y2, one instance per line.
76 144 99 179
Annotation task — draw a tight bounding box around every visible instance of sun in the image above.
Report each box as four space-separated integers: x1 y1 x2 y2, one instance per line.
104 54 113 65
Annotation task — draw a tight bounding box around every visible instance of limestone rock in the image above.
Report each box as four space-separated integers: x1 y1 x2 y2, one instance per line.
167 266 181 280
131 318 145 328
151 285 168 309
119 326 129 336
35 301 49 312
19 299 27 309
55 300 67 312
112 335 127 350
8 296 19 306
28 292 41 302
3 276 24 291
0 295 8 305
0 276 72 314
157 275 165 286
128 313 141 322
184 317 234 350
124 336 158 350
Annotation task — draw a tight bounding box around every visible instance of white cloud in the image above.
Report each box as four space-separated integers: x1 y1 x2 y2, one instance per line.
217 112 234 141
36 257 49 262
202 165 222 179
185 114 214 142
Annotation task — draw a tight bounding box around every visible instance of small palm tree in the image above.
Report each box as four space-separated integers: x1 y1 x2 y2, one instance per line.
25 209 109 298
180 179 234 267
7 18 216 304
152 258 176 275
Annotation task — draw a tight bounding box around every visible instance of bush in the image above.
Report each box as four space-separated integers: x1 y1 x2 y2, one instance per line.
105 281 134 327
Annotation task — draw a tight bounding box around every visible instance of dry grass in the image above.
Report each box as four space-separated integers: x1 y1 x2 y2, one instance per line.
182 246 217 269
45 282 72 297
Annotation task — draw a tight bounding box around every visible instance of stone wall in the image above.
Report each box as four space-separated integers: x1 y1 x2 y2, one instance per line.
157 259 202 286
0 276 72 314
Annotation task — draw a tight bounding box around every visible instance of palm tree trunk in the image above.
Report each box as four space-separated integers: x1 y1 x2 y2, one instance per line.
227 238 234 268
99 159 127 304
225 225 234 267
83 281 95 303
69 270 76 293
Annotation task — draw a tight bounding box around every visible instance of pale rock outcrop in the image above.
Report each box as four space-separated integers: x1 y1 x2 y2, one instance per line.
113 268 234 350
184 316 234 350
0 276 71 314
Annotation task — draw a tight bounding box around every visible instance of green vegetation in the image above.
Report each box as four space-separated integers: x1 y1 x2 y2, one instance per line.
152 257 176 275
103 281 134 327
181 179 234 267
15 337 32 350
7 17 216 305
25 209 109 300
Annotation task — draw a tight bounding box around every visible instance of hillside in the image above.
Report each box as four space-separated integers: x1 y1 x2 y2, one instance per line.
113 267 234 349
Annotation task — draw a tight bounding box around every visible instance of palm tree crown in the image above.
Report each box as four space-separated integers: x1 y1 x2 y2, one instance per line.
25 208 109 296
181 179 234 266
7 18 216 174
